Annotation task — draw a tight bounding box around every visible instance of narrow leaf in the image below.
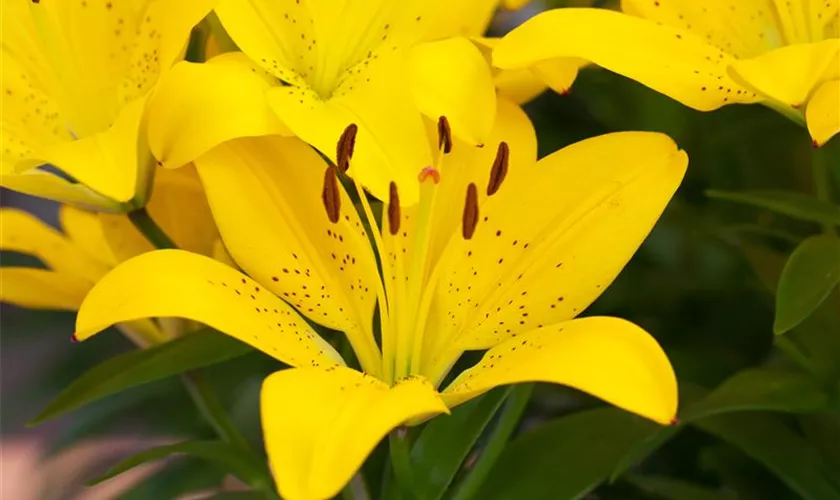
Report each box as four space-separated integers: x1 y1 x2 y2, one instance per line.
89 440 271 489
30 329 252 425
627 474 736 500
774 235 840 334
706 190 840 226
410 387 510 500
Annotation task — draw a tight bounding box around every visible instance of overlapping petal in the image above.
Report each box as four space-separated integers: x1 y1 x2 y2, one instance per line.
807 79 840 146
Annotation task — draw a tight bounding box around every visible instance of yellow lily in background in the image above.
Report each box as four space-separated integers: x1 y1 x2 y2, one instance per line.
0 166 221 347
494 0 840 147
72 100 685 499
0 0 213 211
147 0 502 205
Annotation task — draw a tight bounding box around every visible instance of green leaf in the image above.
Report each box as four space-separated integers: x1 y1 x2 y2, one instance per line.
410 387 510 500
706 190 840 226
774 235 840 334
88 440 271 490
202 494 269 500
30 328 252 425
681 368 830 420
696 413 840 500
626 474 736 500
474 408 662 500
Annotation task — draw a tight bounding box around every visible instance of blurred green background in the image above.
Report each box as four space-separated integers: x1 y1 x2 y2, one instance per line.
2 1 839 499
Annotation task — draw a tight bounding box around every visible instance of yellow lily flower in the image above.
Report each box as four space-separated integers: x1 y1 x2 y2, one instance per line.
0 166 220 347
494 1 840 147
146 0 506 205
0 0 213 211
73 100 685 499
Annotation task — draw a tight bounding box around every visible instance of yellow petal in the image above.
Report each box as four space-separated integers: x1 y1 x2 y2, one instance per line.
0 268 90 311
266 56 431 205
194 136 383 376
0 208 110 280
0 172 120 212
728 39 840 108
410 37 497 145
23 97 149 205
807 79 840 147
442 316 677 425
147 54 291 170
494 68 548 105
494 8 761 111
261 366 448 500
422 132 687 375
423 0 502 39
59 205 119 267
75 249 344 369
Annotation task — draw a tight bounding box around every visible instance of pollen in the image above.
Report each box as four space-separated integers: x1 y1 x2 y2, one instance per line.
462 183 479 240
321 165 341 223
437 116 453 154
336 123 358 173
487 141 509 196
388 181 401 235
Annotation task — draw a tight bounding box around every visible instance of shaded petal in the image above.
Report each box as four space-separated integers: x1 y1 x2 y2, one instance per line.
729 39 840 108
410 37 497 145
0 208 110 280
422 132 687 373
0 172 119 212
147 53 291 170
266 56 431 205
807 79 840 147
59 205 120 267
75 249 344 368
441 316 677 425
0 268 90 311
261 366 448 500
494 8 761 111
194 136 383 376
494 68 548 105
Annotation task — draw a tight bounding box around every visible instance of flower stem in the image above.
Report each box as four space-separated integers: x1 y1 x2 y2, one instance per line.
449 384 533 500
388 428 415 499
127 207 176 250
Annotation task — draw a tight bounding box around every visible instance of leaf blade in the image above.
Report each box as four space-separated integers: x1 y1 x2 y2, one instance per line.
706 190 840 226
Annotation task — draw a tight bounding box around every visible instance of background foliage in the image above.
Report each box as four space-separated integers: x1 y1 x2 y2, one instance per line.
2 1 839 498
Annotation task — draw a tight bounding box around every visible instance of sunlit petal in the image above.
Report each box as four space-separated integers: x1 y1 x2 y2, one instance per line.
807 78 840 147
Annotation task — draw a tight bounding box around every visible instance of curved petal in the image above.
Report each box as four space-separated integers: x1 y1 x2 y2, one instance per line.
494 8 761 111
0 268 90 311
494 68 548 105
729 39 840 109
0 172 120 212
0 208 110 280
75 249 344 369
410 37 497 146
441 317 677 425
59 206 119 267
194 136 383 376
807 79 840 147
147 54 292 170
423 0 502 40
266 56 431 205
422 132 687 374
261 366 448 500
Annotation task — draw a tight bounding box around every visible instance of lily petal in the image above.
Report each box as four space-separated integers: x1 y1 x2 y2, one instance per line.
0 268 91 311
75 249 344 368
148 53 291 170
0 209 110 280
494 8 761 111
728 39 840 108
423 132 687 374
266 56 431 205
410 37 497 146
807 79 840 147
194 136 383 376
441 317 677 425
59 206 119 267
0 172 117 212
262 366 448 500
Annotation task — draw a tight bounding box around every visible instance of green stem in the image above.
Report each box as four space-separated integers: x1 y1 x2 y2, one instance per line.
775 336 817 376
449 384 534 500
181 372 252 452
127 208 176 250
389 428 415 499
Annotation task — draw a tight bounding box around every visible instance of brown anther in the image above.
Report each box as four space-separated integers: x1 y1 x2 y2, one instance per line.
486 141 509 196
336 123 358 173
418 166 440 184
321 166 341 223
388 181 401 235
437 116 452 154
462 183 479 240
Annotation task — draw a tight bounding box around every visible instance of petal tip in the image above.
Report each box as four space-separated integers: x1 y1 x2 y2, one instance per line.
668 416 680 426
70 333 80 343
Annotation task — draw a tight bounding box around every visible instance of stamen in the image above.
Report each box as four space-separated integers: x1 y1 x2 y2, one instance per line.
437 116 453 154
388 181 401 235
462 183 479 240
336 123 358 173
321 166 341 223
418 166 440 184
486 141 509 196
